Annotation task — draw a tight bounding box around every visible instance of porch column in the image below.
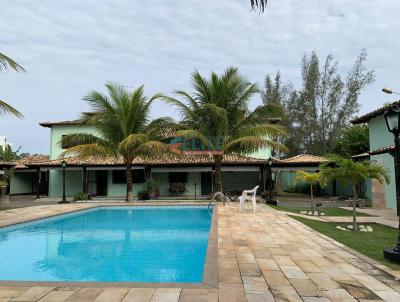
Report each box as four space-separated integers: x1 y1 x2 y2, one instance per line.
260 165 266 192
82 166 88 194
35 168 41 199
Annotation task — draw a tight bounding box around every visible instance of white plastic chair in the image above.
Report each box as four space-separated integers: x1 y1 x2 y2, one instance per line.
239 185 259 214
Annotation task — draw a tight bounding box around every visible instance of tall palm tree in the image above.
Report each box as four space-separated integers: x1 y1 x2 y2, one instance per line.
61 83 179 202
295 171 325 213
250 0 268 12
164 67 286 193
0 51 25 118
320 155 390 231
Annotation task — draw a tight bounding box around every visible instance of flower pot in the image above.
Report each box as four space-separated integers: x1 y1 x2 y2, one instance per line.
0 186 9 208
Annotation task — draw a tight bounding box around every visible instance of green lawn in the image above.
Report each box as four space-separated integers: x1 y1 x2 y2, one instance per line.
270 204 372 216
290 215 400 270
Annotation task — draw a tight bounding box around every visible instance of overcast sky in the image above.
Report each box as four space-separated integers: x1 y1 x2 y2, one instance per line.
1 0 399 154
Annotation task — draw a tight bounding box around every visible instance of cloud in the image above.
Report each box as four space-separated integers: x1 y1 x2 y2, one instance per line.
0 0 399 153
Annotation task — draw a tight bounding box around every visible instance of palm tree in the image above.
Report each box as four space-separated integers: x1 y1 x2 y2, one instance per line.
164 67 286 193
250 0 268 12
295 171 325 213
61 83 179 202
0 51 25 118
320 155 390 231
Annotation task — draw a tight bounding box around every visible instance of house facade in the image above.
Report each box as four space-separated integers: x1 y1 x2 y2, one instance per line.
351 100 399 209
9 117 269 199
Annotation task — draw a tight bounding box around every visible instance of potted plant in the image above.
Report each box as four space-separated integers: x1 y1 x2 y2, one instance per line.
0 180 9 208
145 179 160 199
169 182 186 196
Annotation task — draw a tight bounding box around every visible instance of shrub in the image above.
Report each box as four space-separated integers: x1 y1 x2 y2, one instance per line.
169 182 186 195
138 190 150 200
73 192 90 201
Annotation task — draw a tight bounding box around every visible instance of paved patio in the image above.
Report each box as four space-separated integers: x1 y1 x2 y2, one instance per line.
0 203 400 301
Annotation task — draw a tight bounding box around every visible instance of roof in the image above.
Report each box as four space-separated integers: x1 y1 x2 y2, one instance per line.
351 100 400 124
27 154 266 167
0 161 16 168
14 154 50 169
39 119 85 128
368 145 395 156
274 154 327 166
351 152 370 159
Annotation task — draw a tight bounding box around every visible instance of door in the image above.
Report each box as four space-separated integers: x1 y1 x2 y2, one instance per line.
201 172 212 195
96 171 108 196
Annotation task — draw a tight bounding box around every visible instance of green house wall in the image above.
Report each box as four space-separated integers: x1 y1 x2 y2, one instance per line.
368 115 396 209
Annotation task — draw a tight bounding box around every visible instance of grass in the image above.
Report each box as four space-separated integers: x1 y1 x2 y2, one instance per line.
290 215 400 270
270 204 373 216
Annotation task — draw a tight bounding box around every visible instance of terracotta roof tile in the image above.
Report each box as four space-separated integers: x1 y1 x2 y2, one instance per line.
14 154 50 169
274 154 327 165
28 154 265 167
368 145 395 156
351 100 400 124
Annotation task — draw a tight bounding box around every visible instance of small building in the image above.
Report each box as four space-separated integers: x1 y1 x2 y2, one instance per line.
351 100 399 209
9 117 271 199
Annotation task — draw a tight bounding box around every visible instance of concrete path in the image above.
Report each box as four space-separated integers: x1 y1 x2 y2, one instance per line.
0 203 400 301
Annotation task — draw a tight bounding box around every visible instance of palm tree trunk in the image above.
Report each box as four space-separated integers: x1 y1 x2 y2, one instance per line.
126 162 133 202
310 183 314 212
214 155 223 193
352 185 358 231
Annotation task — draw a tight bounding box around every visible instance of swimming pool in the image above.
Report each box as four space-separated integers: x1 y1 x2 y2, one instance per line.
0 206 213 283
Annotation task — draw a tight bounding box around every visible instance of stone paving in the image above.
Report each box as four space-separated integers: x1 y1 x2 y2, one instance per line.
1 203 400 301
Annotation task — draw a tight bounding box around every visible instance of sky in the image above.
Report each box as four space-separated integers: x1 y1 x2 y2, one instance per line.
1 0 399 154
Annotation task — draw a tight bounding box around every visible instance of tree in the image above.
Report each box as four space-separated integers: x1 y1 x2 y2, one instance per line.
320 155 390 231
0 52 25 118
0 145 27 162
262 50 374 157
164 67 286 193
61 83 179 202
333 125 369 157
295 171 325 213
250 0 268 12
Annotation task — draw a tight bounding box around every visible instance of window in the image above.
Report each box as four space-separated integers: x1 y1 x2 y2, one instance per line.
112 169 146 184
169 172 187 183
61 135 68 149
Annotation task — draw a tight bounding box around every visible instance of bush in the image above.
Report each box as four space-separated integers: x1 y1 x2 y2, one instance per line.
138 190 150 200
144 179 160 196
73 192 90 201
0 180 8 188
169 182 186 195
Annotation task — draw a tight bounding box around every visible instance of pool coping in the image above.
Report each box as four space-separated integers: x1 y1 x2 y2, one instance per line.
0 203 219 289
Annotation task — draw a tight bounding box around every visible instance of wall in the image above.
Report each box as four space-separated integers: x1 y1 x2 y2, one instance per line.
369 115 396 209
49 125 98 160
151 172 202 197
107 170 145 197
10 172 34 194
222 171 260 192
48 169 83 197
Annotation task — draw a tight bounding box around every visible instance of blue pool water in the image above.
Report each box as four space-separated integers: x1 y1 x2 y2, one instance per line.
0 206 212 282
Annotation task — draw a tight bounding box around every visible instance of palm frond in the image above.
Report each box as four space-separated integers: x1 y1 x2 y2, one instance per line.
295 171 325 187
0 52 26 73
175 129 213 149
59 144 114 158
224 136 288 154
59 133 106 149
133 141 179 159
250 0 268 13
0 99 23 118
238 124 287 138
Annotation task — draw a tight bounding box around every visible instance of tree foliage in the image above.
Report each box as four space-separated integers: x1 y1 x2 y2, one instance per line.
333 125 369 157
295 171 325 212
250 0 268 12
164 67 286 192
0 51 24 118
262 50 374 157
61 83 179 201
0 145 26 162
320 155 390 231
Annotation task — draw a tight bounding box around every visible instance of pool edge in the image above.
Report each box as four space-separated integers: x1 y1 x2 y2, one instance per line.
0 202 219 289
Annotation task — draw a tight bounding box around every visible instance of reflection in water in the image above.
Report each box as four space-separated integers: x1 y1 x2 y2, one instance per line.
0 207 212 282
